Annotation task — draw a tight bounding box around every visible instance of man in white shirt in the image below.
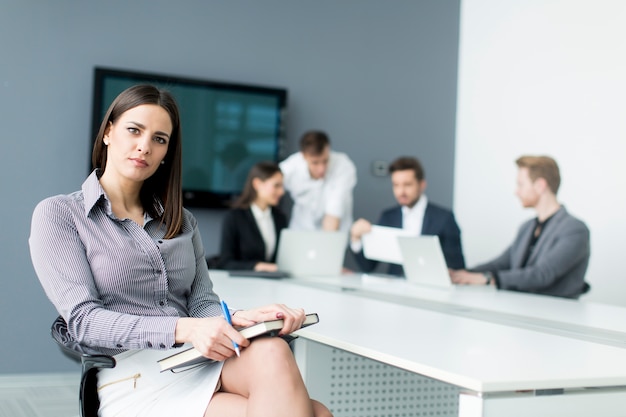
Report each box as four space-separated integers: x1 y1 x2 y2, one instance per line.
280 130 357 232
350 156 465 276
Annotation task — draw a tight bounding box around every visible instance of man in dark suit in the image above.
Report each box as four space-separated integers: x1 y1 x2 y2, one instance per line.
350 156 465 276
450 155 590 299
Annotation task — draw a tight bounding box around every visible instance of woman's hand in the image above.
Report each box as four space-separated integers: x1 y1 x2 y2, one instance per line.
175 316 250 361
232 304 306 335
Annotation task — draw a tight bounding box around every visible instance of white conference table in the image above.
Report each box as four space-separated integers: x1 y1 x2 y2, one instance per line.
291 273 626 348
211 271 626 417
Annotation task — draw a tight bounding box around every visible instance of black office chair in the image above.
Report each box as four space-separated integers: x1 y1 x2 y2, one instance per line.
51 316 116 417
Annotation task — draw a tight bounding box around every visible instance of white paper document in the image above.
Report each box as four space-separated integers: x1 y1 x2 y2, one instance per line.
362 225 415 264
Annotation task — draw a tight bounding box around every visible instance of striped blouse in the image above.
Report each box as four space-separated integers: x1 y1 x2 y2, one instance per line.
29 171 222 355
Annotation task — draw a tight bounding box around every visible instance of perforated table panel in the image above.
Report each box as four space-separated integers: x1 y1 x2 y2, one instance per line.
297 340 460 417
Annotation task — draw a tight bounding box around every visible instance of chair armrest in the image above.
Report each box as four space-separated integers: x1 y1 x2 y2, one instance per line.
82 354 116 373
50 315 112 359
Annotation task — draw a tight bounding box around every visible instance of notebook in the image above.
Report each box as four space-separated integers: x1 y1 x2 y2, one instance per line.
276 229 348 277
397 235 453 288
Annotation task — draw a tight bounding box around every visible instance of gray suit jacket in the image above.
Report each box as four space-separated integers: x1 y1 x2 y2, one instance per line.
471 206 590 299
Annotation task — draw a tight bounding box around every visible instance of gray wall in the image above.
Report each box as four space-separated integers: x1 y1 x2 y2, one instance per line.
0 0 460 373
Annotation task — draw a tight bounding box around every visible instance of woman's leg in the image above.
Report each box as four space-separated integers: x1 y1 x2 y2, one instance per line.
312 399 333 417
204 392 247 416
204 337 331 417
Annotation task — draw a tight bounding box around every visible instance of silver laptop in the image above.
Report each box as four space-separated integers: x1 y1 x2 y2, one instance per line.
276 229 348 277
397 235 452 288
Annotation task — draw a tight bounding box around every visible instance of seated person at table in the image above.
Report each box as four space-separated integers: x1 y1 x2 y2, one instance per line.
350 156 465 276
450 155 590 299
280 130 357 232
218 161 288 272
29 85 331 417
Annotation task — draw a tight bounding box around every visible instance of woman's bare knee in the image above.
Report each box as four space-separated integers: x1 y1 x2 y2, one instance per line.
221 337 300 393
244 337 296 369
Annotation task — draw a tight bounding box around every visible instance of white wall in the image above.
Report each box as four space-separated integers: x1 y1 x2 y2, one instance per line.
454 0 626 306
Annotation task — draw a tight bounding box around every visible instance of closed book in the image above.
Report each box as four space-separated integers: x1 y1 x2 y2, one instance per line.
157 313 319 372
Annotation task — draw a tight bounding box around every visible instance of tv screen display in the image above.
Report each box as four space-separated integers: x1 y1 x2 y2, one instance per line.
91 67 288 208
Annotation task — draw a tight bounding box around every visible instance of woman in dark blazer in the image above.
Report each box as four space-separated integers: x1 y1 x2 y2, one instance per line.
218 161 288 271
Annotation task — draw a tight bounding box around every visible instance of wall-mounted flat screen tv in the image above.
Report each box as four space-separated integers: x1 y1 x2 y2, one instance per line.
91 67 288 208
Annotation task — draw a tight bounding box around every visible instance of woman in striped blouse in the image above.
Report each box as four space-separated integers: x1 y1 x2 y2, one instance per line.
29 85 331 417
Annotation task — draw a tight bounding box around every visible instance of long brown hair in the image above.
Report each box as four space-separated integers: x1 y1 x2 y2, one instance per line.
92 85 183 238
232 161 282 209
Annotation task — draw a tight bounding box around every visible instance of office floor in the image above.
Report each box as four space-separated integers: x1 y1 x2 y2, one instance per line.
0 373 79 417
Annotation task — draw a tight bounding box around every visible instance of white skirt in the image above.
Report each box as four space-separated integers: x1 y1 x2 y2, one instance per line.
97 346 224 417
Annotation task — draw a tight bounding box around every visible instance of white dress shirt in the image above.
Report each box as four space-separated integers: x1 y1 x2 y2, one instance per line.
250 204 276 261
280 150 357 232
401 194 428 235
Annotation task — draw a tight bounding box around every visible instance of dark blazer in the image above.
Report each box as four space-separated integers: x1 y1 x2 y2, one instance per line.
353 202 465 276
218 207 288 270
471 206 590 299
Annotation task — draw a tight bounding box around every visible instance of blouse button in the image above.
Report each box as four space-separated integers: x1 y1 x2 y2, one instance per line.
159 343 166 349
159 301 165 306
147 342 153 348
116 344 123 348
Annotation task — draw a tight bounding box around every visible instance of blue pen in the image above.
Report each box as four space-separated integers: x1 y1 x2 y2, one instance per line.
220 300 241 357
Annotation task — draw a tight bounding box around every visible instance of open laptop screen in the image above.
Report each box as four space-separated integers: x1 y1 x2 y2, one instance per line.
276 230 348 277
397 236 452 288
